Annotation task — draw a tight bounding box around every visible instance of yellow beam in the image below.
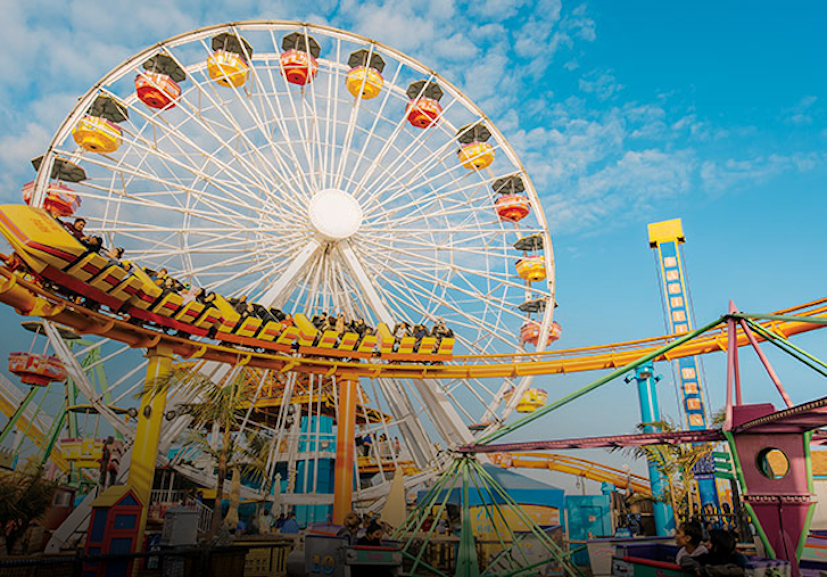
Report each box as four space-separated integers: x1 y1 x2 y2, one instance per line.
128 345 172 554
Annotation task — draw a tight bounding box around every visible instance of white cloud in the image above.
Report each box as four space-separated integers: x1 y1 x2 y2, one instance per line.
578 70 622 100
784 95 818 125
700 153 824 195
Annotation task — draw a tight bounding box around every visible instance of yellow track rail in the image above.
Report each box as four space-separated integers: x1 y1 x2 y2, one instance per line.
491 452 651 494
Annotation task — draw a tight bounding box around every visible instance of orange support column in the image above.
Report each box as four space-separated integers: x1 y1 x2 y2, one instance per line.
333 375 358 524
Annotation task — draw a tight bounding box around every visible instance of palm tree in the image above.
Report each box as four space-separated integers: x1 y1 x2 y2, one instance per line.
620 420 714 528
0 464 58 554
186 429 271 530
146 367 258 536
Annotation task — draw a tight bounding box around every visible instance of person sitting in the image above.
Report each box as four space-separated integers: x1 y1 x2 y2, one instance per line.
356 325 375 348
312 312 327 329
356 522 383 546
148 268 168 285
161 276 179 295
182 286 202 305
256 509 273 535
230 295 248 314
676 520 708 565
81 235 104 253
62 217 87 240
413 324 428 347
240 302 257 319
392 322 409 351
320 313 333 332
105 246 124 264
681 529 745 577
334 312 348 336
336 510 362 545
432 317 449 338
254 303 276 323
269 307 286 322
350 317 366 336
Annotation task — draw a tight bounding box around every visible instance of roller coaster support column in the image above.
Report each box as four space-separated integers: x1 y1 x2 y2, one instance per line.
333 374 358 524
626 362 673 535
129 345 173 552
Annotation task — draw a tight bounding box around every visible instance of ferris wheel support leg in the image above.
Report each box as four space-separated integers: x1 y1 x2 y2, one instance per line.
333 375 358 525
128 345 173 554
0 386 37 447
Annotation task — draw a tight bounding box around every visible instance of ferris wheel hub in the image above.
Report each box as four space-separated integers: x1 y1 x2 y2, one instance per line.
308 188 363 241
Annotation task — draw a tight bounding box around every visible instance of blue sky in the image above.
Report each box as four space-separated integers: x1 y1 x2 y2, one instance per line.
0 0 825 487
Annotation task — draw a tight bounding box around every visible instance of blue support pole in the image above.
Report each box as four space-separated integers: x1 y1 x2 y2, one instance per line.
628 362 674 535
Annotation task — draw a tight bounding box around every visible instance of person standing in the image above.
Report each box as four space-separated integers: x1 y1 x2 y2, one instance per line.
107 438 124 488
361 432 373 458
99 436 113 489
257 509 273 535
281 513 300 534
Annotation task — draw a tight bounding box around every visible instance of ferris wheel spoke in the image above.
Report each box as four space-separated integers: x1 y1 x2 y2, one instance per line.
352 85 464 206
78 186 266 234
102 111 274 212
334 54 403 191
341 62 410 197
172 43 314 202
301 32 331 191
77 168 269 230
366 128 496 203
257 238 323 307
252 46 318 198
363 167 496 226
359 239 537 300
106 89 279 202
358 116 469 208
104 132 268 218
452 377 500 406
264 29 322 193
67 148 270 229
376 267 522 350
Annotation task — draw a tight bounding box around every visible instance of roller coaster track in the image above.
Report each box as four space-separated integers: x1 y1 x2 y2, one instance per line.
490 452 651 494
357 452 651 494
0 266 825 381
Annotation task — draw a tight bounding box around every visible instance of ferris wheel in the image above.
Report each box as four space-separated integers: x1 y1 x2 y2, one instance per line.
25 21 557 464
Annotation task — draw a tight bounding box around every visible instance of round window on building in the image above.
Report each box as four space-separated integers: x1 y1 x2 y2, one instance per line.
757 447 790 479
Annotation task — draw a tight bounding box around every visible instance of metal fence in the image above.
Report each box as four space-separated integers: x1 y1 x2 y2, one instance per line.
0 545 248 577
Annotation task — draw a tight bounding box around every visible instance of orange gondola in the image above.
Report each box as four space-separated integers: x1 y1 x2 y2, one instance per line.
8 352 67 386
280 32 320 85
22 181 81 217
495 194 531 222
406 80 443 128
135 54 186 109
520 320 561 346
